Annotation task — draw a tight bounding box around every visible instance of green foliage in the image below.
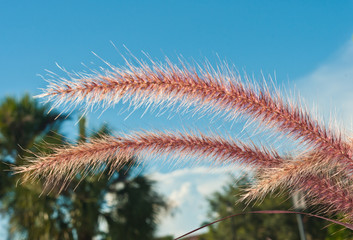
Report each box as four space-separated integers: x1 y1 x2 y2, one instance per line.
203 176 353 240
0 94 64 160
67 117 168 240
0 94 69 239
104 176 168 239
0 94 168 239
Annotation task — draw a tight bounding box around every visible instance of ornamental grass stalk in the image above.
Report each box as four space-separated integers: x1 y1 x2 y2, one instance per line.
14 56 353 229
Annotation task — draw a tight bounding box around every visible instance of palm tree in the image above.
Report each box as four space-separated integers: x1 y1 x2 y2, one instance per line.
0 94 73 239
0 95 103 239
1 95 167 239
68 116 168 240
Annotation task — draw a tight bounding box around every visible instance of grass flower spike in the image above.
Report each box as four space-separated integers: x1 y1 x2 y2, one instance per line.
38 60 350 158
15 56 353 228
16 131 281 190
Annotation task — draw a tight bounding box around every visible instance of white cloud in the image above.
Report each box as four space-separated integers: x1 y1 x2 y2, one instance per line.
148 166 242 238
295 39 353 131
169 182 192 208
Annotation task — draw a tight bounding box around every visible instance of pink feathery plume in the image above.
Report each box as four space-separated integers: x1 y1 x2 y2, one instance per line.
37 60 352 162
15 130 353 220
244 153 332 199
241 152 353 220
21 57 353 225
300 175 353 221
14 131 281 191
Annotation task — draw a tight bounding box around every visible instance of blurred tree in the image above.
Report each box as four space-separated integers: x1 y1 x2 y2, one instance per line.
103 175 168 239
0 95 168 239
68 116 168 240
203 176 353 240
0 94 72 239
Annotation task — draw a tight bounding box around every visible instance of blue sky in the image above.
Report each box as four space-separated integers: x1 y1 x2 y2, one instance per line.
1 0 353 238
